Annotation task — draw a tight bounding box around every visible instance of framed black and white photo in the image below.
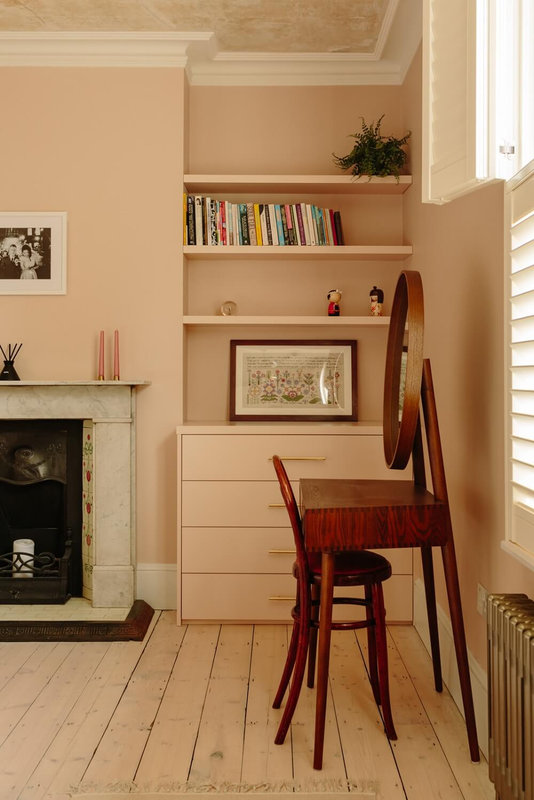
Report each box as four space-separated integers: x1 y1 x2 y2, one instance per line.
230 339 357 422
0 212 67 294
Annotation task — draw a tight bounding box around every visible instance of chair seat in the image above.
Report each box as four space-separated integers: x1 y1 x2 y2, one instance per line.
306 549 392 585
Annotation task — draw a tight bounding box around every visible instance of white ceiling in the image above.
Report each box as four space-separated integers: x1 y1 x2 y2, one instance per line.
0 0 422 84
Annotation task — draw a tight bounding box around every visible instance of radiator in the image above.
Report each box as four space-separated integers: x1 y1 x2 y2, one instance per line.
487 593 534 800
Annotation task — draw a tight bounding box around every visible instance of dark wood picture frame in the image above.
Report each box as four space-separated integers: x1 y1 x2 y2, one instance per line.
230 339 357 422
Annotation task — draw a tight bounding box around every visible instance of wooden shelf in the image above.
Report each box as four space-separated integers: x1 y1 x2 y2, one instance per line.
183 315 390 327
183 245 412 261
184 174 413 195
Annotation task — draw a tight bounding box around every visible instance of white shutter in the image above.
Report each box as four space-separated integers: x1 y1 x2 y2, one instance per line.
506 161 534 561
422 0 498 204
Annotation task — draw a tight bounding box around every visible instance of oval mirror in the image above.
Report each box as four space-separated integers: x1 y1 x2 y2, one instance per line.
383 270 424 469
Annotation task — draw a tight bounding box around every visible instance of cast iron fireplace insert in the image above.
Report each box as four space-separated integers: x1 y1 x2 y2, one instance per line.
0 420 83 603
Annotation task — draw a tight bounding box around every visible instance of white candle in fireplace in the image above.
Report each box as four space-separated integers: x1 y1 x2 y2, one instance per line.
13 538 35 578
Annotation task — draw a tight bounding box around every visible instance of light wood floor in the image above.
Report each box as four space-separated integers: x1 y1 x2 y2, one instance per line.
0 612 494 800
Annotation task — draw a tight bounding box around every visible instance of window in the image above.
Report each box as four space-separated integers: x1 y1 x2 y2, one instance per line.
505 162 534 566
423 0 534 203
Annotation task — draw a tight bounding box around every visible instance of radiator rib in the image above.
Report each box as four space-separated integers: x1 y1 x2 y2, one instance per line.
488 593 534 800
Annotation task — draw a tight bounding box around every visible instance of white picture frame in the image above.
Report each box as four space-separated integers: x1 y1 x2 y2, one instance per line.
0 212 67 295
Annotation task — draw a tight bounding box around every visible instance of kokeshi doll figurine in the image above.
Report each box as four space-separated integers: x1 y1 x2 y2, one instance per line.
327 288 342 316
370 285 384 316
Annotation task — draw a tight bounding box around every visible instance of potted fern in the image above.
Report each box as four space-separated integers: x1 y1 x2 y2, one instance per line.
333 115 411 180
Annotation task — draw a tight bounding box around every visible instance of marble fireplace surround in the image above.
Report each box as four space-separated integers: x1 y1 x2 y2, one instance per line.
0 381 148 608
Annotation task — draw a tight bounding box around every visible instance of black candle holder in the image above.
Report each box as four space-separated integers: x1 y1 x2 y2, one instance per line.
0 343 22 381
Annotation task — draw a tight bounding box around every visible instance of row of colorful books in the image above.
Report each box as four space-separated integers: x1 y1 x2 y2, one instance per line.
184 195 344 247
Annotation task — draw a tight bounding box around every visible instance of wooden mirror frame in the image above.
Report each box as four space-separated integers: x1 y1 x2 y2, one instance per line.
383 270 424 469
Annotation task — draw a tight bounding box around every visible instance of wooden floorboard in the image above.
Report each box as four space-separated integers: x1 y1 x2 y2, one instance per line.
0 615 493 800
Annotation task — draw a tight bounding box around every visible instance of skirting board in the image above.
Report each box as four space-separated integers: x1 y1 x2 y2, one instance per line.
413 577 489 759
136 563 177 610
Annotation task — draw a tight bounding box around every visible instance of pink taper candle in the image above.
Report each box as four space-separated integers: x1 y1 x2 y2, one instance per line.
98 331 105 380
113 329 120 380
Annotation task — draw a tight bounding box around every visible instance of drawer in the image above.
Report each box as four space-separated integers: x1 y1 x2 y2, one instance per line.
181 574 413 623
182 527 295 573
182 481 290 527
182 527 413 575
181 434 405 481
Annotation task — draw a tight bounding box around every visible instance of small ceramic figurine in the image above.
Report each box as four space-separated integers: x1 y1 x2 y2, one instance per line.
327 288 342 316
370 285 384 316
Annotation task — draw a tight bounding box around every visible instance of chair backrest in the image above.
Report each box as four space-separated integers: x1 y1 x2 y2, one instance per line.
272 455 310 585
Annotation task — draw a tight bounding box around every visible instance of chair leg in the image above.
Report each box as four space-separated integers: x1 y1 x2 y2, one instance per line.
372 581 397 740
274 615 311 745
273 617 300 709
365 583 380 706
307 583 320 688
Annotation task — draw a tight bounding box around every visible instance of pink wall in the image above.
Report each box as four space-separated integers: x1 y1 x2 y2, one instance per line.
402 48 534 665
188 85 405 175
0 67 185 564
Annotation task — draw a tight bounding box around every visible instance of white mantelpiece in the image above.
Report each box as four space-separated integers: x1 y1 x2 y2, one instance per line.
0 381 148 608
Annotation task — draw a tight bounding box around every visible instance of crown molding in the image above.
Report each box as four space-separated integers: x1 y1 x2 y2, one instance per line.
0 31 216 68
188 52 405 86
0 23 421 85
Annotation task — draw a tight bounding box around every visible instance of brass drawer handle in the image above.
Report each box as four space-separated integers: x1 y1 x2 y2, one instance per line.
269 596 294 601
268 549 296 555
268 503 285 508
268 456 326 461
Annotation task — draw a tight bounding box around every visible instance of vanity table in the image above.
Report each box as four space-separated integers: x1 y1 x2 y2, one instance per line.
299 271 479 770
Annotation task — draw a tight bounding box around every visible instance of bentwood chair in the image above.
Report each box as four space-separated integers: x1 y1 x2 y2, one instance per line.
271 454 397 745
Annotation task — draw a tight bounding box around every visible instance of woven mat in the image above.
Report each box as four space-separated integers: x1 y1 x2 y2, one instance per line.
71 781 377 798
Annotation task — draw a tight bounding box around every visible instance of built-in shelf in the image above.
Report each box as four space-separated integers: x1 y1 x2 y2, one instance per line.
183 245 412 260
182 315 390 326
184 174 413 195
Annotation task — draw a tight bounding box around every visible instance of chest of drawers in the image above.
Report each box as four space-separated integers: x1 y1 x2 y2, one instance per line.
177 425 413 623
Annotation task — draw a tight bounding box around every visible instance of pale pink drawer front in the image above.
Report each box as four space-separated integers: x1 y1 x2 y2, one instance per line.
181 574 412 623
182 481 291 527
181 434 401 481
182 527 413 575
182 527 295 573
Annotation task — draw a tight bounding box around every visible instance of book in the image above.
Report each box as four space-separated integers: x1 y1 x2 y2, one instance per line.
295 204 306 245
194 196 204 245
263 204 273 245
274 205 285 245
329 208 338 245
284 204 296 245
268 204 279 245
280 205 290 244
202 197 210 245
253 204 263 246
333 211 344 245
239 203 250 245
305 204 317 246
226 201 234 245
186 195 196 245
183 193 188 245
209 199 218 245
247 203 257 246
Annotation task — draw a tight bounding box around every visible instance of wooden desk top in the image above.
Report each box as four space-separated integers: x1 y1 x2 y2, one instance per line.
300 478 449 551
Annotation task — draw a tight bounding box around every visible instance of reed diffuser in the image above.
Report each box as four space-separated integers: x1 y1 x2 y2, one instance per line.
0 343 22 380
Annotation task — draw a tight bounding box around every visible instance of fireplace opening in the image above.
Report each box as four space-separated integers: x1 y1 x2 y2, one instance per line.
0 420 83 603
